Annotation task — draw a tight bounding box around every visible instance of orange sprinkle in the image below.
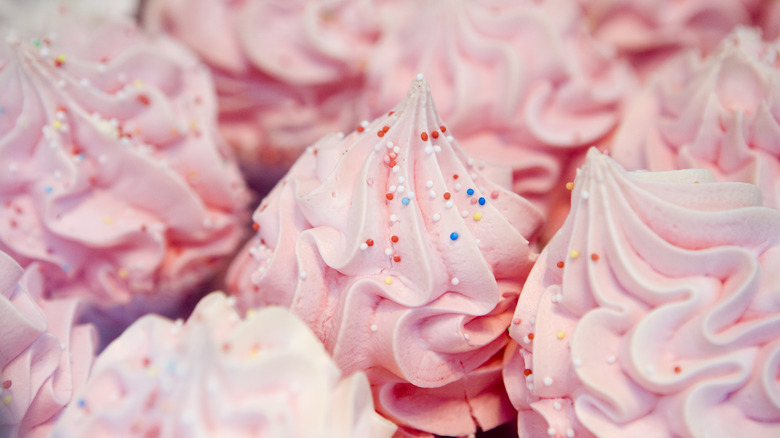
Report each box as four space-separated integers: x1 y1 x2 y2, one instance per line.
388 111 394 116
252 223 259 231
524 369 533 376
527 333 535 340
388 160 397 168
674 366 682 374
443 192 451 200
452 174 459 180
591 253 600 261
557 261 565 268
356 125 364 133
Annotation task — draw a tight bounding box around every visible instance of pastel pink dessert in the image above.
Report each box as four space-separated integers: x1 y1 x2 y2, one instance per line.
143 0 383 188
52 292 397 438
504 148 780 437
1 251 96 438
227 76 543 436
612 27 780 209
578 0 760 76
0 16 250 337
361 0 635 240
760 0 780 41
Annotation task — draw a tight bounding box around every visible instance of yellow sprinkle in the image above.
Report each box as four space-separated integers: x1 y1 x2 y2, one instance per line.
557 331 565 340
569 250 580 259
133 79 144 89
56 54 66 64
2 395 12 405
52 120 62 130
384 277 392 285
189 121 199 130
103 216 113 225
246 309 256 319
250 345 260 357
473 213 482 221
565 182 574 191
146 366 158 377
117 268 129 279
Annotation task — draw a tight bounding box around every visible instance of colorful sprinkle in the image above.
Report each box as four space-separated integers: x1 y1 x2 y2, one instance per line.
431 130 439 139
401 197 410 205
512 318 521 325
2 380 11 390
524 369 533 376
391 235 399 243
384 277 392 285
556 261 565 268
440 125 447 133
2 395 12 405
77 399 86 408
478 197 486 205
421 132 428 141
565 182 574 190
386 193 394 201
569 250 580 259
54 54 65 67
527 333 535 340
118 268 129 279
443 192 451 200
473 213 482 221
674 366 682 374
393 256 401 262
466 188 474 196
557 331 565 340
591 253 600 261
451 277 459 285
450 232 459 241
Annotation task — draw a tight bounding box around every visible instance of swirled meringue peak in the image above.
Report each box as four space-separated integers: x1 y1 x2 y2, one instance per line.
504 148 780 438
361 0 635 239
579 0 759 76
51 292 397 438
143 0 383 188
1 251 96 438
612 27 780 209
227 76 544 435
0 16 251 338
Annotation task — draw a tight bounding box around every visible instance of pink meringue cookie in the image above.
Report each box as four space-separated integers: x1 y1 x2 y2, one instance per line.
579 0 760 76
227 76 543 436
51 292 397 438
504 148 780 438
143 0 383 188
361 0 635 240
0 251 96 438
611 27 780 209
0 16 251 335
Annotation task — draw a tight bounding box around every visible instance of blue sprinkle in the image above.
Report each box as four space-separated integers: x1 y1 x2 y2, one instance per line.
401 197 410 205
478 197 486 205
466 188 474 196
44 186 53 194
0 107 4 115
77 399 86 408
61 264 70 273
450 232 459 241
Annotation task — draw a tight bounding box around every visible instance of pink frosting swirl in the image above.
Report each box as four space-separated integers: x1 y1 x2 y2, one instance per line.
504 148 780 437
0 16 250 332
0 252 96 438
612 27 780 210
579 0 759 75
361 0 635 239
227 76 543 435
143 0 383 187
52 292 397 438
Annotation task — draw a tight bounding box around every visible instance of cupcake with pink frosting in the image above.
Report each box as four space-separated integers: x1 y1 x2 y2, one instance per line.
143 0 383 188
578 0 760 76
51 292 397 438
504 148 780 437
1 251 96 438
361 0 635 241
612 27 780 209
227 76 543 436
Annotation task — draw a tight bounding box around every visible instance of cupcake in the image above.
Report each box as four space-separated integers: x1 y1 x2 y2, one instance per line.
611 27 780 209
143 0 383 189
578 0 759 76
504 148 780 437
361 0 635 240
52 292 397 438
227 76 543 436
1 251 96 438
0 14 251 341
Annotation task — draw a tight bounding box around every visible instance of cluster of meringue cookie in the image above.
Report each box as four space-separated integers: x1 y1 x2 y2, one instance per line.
1 1 780 438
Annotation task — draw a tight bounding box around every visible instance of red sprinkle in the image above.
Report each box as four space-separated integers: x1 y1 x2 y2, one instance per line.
440 125 447 133
393 256 401 262
388 160 397 168
386 193 394 200
443 192 451 200
421 132 429 141
2 380 11 390
557 261 565 268
524 369 533 376
388 111 394 116
222 343 231 352
453 174 459 180
377 130 384 137
366 239 374 247
382 126 390 133
252 223 259 231
491 190 499 199
431 130 439 139
674 366 682 374
591 253 600 261
357 125 365 133
137 95 151 106
391 235 399 243
512 318 521 325
527 333 535 340
141 357 150 367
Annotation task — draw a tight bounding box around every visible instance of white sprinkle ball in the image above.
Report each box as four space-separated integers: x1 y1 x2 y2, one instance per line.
432 213 441 222
451 277 459 285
